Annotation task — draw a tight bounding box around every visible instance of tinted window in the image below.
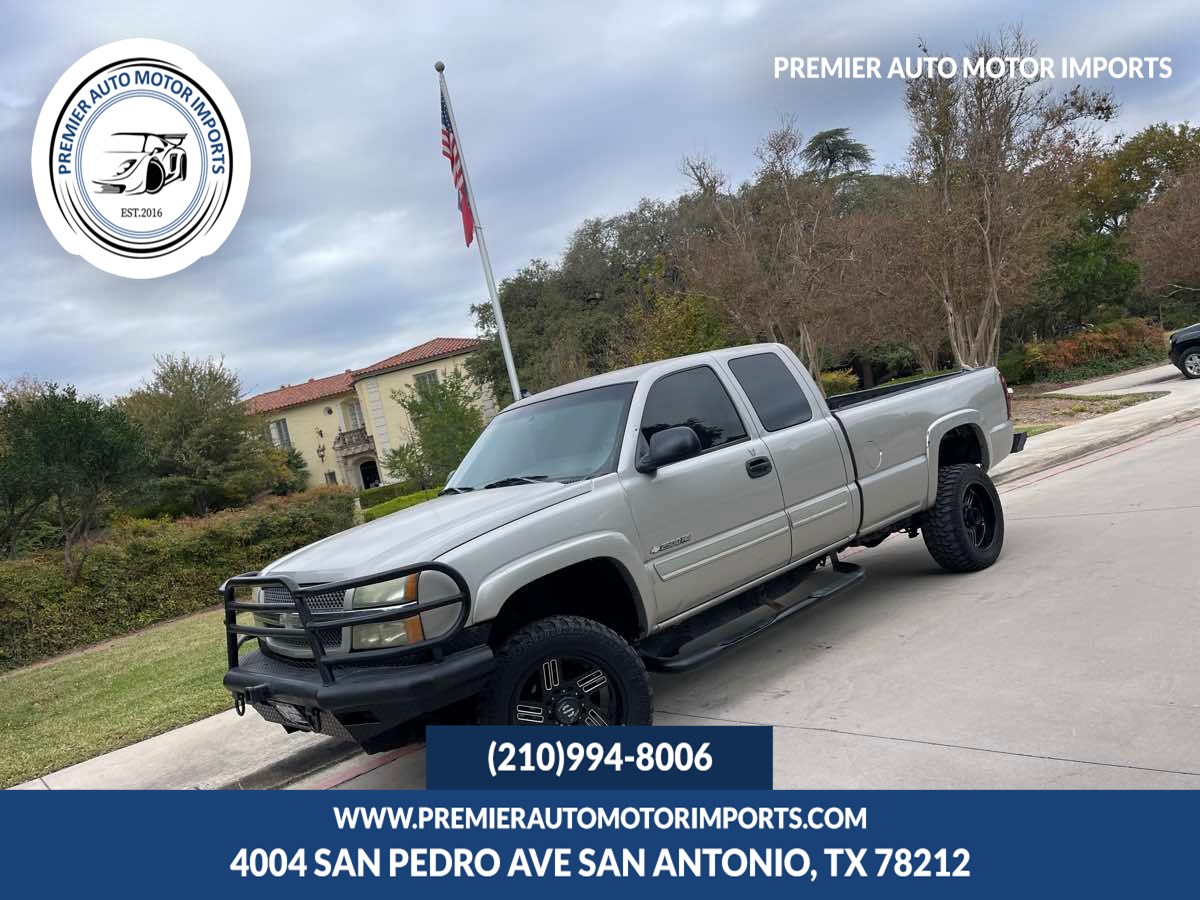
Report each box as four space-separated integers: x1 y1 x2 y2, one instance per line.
448 383 635 488
640 366 747 452
728 352 813 431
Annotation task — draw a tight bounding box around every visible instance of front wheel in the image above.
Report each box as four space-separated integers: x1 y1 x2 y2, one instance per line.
1179 348 1200 379
922 464 1005 572
478 615 652 726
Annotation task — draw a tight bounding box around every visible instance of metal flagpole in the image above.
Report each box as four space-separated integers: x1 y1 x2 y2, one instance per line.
435 61 522 401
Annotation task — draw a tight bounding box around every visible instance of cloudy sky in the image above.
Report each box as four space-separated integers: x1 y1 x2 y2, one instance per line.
2 0 1196 399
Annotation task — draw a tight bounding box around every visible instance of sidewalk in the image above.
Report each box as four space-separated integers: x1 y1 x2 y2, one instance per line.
11 364 1199 791
992 364 1199 483
11 708 356 790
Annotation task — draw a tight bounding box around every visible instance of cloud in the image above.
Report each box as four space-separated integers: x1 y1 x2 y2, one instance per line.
1 0 1195 398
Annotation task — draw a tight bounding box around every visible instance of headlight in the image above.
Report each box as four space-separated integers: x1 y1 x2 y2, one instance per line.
351 574 422 650
349 572 463 651
351 574 418 608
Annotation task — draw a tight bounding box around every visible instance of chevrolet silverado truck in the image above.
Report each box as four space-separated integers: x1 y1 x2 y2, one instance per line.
223 343 1025 748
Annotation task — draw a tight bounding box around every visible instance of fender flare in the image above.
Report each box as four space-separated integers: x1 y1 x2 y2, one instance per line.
473 531 655 634
925 410 989 507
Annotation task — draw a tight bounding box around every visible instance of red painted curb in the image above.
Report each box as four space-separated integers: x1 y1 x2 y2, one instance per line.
308 742 425 791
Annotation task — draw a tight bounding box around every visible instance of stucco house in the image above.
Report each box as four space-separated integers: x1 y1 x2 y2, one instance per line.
245 337 497 490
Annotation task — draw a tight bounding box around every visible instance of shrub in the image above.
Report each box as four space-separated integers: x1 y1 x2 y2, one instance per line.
357 480 431 509
1004 319 1166 383
998 347 1030 384
819 369 859 397
361 488 441 523
0 487 355 671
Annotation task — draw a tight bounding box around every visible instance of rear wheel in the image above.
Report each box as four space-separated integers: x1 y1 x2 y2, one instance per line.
922 464 1004 572
478 615 652 726
1180 348 1200 379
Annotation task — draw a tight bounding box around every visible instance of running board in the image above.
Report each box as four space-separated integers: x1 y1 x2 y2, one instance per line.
638 559 865 674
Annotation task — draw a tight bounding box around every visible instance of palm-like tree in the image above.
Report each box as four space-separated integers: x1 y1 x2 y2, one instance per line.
802 128 874 177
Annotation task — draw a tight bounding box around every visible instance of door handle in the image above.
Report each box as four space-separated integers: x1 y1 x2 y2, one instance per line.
745 456 773 479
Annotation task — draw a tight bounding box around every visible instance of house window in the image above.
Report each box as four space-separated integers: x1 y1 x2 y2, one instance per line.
324 471 338 485
268 419 292 449
414 370 439 389
343 399 365 431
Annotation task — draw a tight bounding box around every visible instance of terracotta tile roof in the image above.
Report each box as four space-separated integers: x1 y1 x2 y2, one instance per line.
245 370 355 415
353 337 482 378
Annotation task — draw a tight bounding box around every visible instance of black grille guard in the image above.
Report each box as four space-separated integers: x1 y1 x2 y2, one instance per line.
221 562 471 685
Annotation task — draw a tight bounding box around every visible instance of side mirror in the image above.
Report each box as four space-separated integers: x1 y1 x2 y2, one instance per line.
637 425 702 474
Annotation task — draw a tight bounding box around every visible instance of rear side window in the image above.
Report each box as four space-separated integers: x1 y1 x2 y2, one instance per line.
640 366 747 451
728 352 812 431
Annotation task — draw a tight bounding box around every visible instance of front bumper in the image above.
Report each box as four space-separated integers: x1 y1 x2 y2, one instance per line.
225 643 494 750
221 562 486 751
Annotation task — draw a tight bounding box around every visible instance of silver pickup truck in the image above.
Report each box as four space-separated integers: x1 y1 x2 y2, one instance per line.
223 343 1024 747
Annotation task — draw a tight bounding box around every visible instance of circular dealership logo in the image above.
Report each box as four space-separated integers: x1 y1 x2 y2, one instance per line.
31 39 250 279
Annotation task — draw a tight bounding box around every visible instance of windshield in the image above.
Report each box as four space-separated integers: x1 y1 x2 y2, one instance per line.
446 383 635 489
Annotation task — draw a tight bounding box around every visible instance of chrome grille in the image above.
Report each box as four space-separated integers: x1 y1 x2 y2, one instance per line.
262 586 347 611
256 585 347 657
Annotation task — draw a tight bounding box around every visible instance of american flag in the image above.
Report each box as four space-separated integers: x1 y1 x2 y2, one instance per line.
441 90 474 247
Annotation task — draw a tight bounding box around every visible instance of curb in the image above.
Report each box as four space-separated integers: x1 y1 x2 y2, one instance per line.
210 739 361 791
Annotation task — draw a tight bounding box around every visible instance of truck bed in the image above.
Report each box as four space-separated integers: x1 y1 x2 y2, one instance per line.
827 367 1013 535
825 370 969 411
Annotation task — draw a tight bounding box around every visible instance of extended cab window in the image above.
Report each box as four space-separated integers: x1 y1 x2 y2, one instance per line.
640 366 747 451
728 352 813 431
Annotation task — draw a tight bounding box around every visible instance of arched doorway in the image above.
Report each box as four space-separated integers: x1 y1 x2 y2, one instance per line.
359 459 381 489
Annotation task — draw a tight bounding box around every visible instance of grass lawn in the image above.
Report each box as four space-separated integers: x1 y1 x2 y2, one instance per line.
1011 390 1165 440
0 609 236 788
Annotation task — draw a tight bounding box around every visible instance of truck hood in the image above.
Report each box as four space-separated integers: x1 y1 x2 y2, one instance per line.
261 481 591 582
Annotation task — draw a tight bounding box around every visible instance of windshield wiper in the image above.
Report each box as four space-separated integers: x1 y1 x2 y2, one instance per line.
482 474 552 489
439 486 476 496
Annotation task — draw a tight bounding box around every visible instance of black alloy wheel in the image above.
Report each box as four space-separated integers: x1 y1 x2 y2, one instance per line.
961 482 998 552
478 615 653 726
511 653 620 726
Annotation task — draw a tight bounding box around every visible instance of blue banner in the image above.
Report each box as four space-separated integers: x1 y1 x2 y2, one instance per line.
2 789 1193 896
425 726 773 789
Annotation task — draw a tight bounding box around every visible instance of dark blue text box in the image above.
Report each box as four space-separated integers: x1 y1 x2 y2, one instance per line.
425 726 773 789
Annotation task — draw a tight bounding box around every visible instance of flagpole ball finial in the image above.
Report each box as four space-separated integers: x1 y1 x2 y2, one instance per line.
434 61 445 72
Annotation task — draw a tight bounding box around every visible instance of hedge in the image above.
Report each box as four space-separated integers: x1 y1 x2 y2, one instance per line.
357 480 428 509
0 488 356 671
361 487 441 523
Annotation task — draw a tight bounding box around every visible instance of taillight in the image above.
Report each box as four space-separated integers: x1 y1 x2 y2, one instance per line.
998 372 1013 420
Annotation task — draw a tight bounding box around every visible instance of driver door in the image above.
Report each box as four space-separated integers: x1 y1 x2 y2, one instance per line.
619 365 789 621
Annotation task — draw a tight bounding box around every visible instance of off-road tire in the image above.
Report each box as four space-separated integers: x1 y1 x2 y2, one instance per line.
922 463 1004 572
1179 348 1200 379
478 615 652 726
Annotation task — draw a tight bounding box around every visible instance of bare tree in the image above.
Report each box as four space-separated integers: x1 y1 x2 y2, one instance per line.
903 27 1115 366
1128 168 1200 298
680 121 880 381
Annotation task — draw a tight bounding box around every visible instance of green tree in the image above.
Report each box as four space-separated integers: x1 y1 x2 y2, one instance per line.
1023 227 1139 337
22 385 147 582
384 371 485 487
1077 123 1200 233
273 447 310 495
121 354 280 514
802 127 874 177
623 288 728 365
0 383 53 558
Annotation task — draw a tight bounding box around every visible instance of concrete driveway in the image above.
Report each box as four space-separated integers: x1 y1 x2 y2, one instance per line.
299 416 1200 789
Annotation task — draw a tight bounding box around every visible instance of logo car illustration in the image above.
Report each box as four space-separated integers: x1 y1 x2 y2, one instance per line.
93 132 187 195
